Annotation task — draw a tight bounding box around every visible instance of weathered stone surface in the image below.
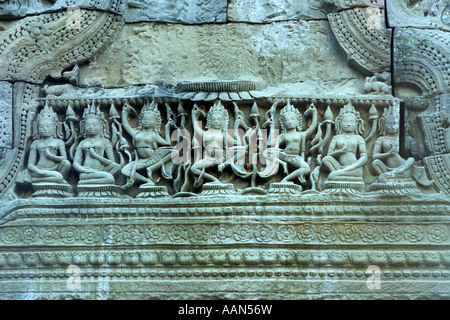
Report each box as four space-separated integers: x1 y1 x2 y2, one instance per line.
0 81 12 150
394 28 450 98
1 0 449 303
123 0 227 23
228 0 386 23
387 0 449 31
0 0 124 19
328 7 391 75
80 21 365 97
228 0 331 22
0 10 123 83
0 81 12 168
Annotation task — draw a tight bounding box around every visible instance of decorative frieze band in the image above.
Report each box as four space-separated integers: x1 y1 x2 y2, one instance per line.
1 222 448 246
0 249 449 270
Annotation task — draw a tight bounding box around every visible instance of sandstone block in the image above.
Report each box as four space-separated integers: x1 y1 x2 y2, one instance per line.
80 21 364 97
0 0 123 19
0 81 12 150
387 0 449 31
123 0 227 24
228 0 331 22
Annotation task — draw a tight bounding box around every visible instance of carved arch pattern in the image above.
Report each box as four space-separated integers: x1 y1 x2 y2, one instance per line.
328 7 391 75
0 7 124 197
394 28 450 97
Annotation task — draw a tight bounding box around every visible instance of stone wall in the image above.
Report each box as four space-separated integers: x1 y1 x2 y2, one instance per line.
0 0 448 300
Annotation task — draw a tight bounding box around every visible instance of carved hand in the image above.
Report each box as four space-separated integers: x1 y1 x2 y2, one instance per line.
332 143 347 157
45 147 61 162
89 147 111 165
122 103 137 117
166 117 176 128
192 105 206 119
387 143 398 155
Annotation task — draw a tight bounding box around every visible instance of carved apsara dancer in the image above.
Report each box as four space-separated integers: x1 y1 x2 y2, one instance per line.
121 100 174 187
27 104 71 185
73 103 121 186
191 100 234 187
322 102 367 184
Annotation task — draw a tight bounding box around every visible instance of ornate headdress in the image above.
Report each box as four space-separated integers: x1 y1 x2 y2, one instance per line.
80 102 109 138
279 101 302 133
335 102 365 135
33 103 63 139
138 99 162 133
378 104 399 136
206 100 229 132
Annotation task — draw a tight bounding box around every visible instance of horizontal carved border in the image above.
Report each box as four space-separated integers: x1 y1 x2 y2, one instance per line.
1 222 449 246
3 194 450 223
0 250 448 271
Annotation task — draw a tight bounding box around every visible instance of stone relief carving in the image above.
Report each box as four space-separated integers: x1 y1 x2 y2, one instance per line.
387 0 450 31
191 100 236 195
0 0 449 301
0 82 12 167
394 28 449 97
123 0 227 24
321 102 367 191
369 104 424 194
121 99 175 197
0 8 122 198
328 6 391 75
0 9 123 83
276 102 317 184
26 104 72 197
0 0 124 18
73 103 121 196
11 94 433 198
364 72 392 95
418 94 450 196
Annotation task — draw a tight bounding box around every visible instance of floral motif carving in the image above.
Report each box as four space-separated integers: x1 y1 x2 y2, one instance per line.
167 225 188 243
254 225 274 242
276 225 297 242
360 224 381 243
427 225 448 243
404 225 425 243
233 224 253 242
20 227 38 244
339 224 359 243
317 225 337 243
189 225 210 244
144 226 166 242
211 224 233 243
297 224 316 242
383 225 402 243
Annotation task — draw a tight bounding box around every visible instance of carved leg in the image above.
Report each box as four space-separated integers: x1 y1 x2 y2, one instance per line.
31 170 65 184
79 171 115 185
191 161 220 186
282 161 311 184
122 162 151 185
372 159 388 176
322 155 341 173
58 159 71 179
149 154 173 180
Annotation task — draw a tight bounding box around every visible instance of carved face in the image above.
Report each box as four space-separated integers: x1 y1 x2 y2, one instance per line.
38 117 56 138
283 112 299 130
210 112 224 130
385 117 399 135
342 113 357 133
141 112 158 130
85 117 101 137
